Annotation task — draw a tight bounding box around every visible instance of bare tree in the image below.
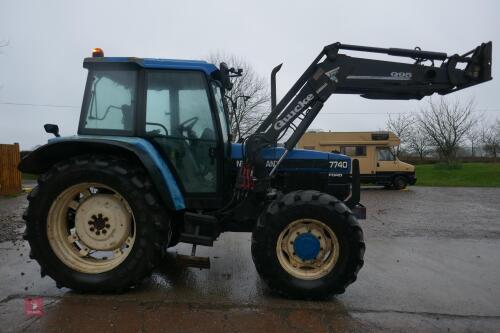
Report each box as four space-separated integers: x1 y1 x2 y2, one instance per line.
407 127 432 161
417 97 478 165
466 124 482 157
481 119 500 161
385 113 414 156
207 52 270 141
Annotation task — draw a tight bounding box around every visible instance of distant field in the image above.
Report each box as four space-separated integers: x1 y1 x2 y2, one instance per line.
415 163 500 187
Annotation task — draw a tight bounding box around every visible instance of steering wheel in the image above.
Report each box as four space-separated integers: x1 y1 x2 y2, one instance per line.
146 122 168 136
177 116 199 139
178 117 199 131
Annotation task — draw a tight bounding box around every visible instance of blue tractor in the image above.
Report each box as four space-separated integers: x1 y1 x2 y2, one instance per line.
19 42 491 299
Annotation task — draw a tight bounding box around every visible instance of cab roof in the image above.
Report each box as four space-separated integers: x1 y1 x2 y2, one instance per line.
83 57 218 75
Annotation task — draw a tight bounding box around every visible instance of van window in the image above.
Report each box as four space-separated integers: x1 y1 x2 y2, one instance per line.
341 146 366 157
303 146 316 150
377 148 394 161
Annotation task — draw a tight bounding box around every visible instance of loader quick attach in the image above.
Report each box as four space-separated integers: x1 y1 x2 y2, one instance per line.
19 41 492 299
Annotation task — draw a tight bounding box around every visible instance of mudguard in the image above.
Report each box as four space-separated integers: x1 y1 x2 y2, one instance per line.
18 136 185 211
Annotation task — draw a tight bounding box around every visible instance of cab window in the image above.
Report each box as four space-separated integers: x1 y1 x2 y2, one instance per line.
341 146 366 157
146 71 216 139
145 70 219 193
210 81 229 150
377 148 394 161
82 70 137 132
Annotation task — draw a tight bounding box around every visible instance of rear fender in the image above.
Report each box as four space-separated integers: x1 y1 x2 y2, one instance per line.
18 136 185 211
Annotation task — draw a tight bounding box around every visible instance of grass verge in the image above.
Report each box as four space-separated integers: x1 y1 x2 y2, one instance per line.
415 162 500 187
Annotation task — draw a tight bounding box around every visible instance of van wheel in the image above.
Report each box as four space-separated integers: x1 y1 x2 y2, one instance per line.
392 176 408 190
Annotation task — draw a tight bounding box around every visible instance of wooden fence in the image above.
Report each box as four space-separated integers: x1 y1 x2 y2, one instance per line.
0 143 22 195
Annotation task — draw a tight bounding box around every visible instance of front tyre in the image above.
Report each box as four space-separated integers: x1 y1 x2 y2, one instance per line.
392 175 408 190
23 155 170 292
251 190 365 299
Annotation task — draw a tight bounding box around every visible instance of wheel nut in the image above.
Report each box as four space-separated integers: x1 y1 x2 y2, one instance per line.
90 227 95 232
102 229 107 234
88 221 93 225
104 217 109 222
96 231 100 235
105 224 110 228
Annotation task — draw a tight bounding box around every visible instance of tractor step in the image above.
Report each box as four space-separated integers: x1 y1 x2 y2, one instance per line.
176 244 210 269
176 254 211 269
179 212 220 246
179 233 214 246
351 204 366 220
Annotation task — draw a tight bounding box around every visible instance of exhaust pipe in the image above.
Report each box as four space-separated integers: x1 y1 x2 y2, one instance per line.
271 63 283 110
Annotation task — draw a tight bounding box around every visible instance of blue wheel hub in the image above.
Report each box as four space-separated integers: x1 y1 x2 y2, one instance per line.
293 233 320 261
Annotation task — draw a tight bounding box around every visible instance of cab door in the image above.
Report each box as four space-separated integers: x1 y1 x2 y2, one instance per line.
143 70 220 198
376 147 397 183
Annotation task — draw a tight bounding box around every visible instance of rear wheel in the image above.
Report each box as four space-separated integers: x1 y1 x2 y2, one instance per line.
47 182 136 274
251 190 365 299
23 155 170 292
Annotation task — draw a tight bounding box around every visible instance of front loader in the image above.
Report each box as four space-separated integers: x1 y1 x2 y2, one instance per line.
19 42 491 299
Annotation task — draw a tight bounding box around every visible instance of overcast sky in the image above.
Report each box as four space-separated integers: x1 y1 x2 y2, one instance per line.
0 0 498 149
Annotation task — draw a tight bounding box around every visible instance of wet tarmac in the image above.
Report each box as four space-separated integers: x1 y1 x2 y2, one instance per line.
1 186 500 332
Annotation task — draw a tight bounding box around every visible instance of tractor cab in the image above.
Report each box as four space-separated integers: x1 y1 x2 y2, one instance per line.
80 51 233 209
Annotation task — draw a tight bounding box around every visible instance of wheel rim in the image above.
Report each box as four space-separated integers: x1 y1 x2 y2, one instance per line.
276 219 340 280
47 183 136 274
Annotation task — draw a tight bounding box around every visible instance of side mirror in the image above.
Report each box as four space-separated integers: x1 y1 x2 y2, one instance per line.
44 124 60 137
219 62 233 90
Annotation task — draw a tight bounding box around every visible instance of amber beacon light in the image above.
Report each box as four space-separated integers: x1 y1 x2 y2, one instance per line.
92 48 104 57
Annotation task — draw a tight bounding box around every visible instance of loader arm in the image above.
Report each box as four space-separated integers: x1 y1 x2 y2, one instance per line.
242 41 492 184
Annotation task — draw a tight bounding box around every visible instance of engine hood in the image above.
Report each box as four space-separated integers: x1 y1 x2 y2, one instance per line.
231 143 351 174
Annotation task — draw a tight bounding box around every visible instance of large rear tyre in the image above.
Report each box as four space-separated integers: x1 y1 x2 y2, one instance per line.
23 155 170 292
251 190 365 299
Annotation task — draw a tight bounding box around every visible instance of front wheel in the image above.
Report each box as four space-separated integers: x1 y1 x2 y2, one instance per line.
392 175 408 190
251 190 365 299
23 155 170 292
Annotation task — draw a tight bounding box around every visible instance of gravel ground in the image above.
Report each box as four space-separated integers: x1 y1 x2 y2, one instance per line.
1 186 499 332
362 186 500 239
0 194 27 242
